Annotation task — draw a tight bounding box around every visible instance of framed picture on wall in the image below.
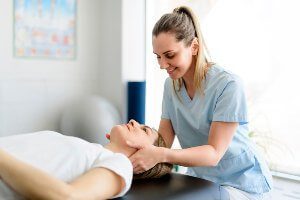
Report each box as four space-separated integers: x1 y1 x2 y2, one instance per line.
13 0 76 59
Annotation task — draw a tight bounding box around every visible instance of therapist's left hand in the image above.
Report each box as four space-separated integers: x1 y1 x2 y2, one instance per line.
127 142 163 174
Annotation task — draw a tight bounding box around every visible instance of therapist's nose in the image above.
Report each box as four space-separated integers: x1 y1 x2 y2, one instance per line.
159 58 169 69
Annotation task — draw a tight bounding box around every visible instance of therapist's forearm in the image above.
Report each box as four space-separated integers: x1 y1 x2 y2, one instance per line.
160 145 221 167
0 150 71 200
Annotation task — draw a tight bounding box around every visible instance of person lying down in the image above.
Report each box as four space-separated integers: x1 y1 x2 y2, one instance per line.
0 120 172 200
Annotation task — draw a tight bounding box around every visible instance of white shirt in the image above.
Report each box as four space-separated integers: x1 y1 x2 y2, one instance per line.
0 131 133 200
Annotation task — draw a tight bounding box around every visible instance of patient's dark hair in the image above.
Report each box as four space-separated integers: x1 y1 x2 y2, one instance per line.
133 130 173 179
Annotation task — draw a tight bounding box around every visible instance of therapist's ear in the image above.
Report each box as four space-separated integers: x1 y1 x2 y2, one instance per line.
106 133 110 140
191 38 199 55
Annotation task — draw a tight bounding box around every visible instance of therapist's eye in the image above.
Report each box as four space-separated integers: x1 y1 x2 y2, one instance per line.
165 54 175 59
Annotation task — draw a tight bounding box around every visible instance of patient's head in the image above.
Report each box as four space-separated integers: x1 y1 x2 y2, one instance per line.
109 120 158 154
108 120 173 179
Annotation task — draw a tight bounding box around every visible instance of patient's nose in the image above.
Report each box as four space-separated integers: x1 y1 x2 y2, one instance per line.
129 119 140 127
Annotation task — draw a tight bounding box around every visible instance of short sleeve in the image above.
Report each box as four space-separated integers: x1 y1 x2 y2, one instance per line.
92 150 133 198
212 79 248 125
161 78 171 119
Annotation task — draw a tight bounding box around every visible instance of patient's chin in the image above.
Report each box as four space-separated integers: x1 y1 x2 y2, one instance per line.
110 125 123 134
109 126 126 142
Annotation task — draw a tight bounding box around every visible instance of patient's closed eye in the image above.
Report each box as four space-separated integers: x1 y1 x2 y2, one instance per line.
142 126 152 135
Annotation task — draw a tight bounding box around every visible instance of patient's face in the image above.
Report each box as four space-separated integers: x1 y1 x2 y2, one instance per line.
109 120 158 149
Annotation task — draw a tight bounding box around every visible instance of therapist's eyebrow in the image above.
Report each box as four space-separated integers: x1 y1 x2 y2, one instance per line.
153 50 174 55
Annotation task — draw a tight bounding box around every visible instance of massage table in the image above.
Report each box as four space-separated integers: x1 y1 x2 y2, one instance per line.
118 173 230 200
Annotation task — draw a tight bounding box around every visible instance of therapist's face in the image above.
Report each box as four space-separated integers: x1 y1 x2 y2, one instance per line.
152 32 197 80
109 120 158 149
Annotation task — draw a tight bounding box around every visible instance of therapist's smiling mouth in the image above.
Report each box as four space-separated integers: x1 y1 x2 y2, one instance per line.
167 67 177 75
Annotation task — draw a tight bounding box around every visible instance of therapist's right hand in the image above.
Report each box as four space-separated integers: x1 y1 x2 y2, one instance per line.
127 142 164 174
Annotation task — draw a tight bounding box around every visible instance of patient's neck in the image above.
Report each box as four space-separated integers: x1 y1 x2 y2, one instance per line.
105 142 136 158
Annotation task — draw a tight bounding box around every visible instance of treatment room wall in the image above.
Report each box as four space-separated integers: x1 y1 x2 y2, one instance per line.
0 0 123 136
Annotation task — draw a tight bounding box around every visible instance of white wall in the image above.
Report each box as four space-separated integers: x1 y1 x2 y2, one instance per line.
0 0 123 136
122 0 145 82
121 0 146 121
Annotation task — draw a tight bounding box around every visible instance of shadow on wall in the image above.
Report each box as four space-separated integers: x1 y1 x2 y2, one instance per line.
59 96 121 145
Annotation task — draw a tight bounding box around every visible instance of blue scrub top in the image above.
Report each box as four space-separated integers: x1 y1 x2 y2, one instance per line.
161 64 272 194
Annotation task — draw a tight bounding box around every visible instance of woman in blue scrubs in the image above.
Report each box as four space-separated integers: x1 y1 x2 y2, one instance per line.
127 6 273 200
